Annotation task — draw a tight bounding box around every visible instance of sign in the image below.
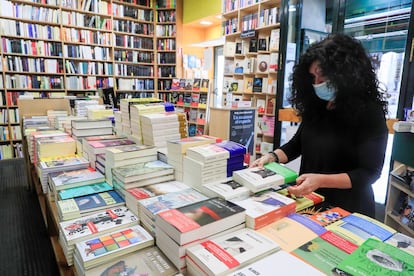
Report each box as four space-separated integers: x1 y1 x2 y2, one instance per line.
229 109 256 156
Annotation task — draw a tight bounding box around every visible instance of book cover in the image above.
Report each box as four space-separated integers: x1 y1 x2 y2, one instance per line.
232 190 296 229
74 225 154 269
49 168 105 190
156 197 246 245
186 228 279 276
104 144 157 161
166 136 215 155
186 143 230 163
335 238 414 276
385 232 414 256
201 177 251 201
307 206 351 227
252 77 263 92
39 156 89 170
256 54 270 73
229 250 325 276
59 206 138 245
58 182 113 200
233 162 297 193
87 139 135 150
193 78 201 90
326 212 397 246
126 181 190 200
292 231 358 275
275 187 325 212
216 140 246 158
82 246 178 276
71 119 112 129
257 213 327 252
112 160 174 183
243 76 254 93
200 79 209 92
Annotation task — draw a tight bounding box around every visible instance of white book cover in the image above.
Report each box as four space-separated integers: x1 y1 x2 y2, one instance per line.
186 228 280 275
59 206 139 245
232 167 285 193
201 177 251 201
186 143 229 163
75 225 154 269
228 250 325 276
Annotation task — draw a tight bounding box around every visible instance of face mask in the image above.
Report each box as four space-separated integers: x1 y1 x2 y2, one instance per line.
312 81 336 101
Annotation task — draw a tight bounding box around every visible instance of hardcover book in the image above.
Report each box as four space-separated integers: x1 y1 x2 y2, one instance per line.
186 228 280 276
233 162 298 193
335 238 414 276
155 197 246 245
78 246 178 276
111 160 174 183
232 190 296 230
74 225 154 270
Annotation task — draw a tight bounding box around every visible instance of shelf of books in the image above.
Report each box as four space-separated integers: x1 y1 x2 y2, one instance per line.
384 132 414 238
222 0 280 157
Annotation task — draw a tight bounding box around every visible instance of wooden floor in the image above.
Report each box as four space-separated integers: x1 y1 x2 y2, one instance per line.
0 158 59 276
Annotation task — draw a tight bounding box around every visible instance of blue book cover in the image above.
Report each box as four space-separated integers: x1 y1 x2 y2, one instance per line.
74 191 124 212
216 140 246 158
58 182 113 200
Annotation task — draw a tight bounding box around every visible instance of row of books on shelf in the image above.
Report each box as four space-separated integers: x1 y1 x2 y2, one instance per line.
0 142 23 159
0 125 21 140
0 107 19 123
224 76 277 94
23 113 414 275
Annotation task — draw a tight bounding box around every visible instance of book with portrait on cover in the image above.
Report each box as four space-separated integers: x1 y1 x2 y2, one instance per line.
155 197 246 245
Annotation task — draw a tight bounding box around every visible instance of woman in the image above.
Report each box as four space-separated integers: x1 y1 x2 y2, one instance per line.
252 33 388 217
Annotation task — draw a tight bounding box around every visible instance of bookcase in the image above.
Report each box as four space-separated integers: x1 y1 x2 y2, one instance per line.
0 0 179 159
221 0 281 156
384 132 414 238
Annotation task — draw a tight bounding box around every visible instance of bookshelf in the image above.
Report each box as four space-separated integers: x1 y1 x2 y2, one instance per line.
221 0 281 156
0 0 179 159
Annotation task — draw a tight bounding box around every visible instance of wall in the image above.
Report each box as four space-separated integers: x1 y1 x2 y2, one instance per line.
183 0 221 23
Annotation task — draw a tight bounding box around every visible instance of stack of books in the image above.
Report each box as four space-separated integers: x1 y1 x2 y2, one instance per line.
81 246 178 276
71 119 113 140
37 155 89 194
200 177 252 201
124 180 190 217
182 143 230 188
46 109 68 128
53 115 87 133
111 160 175 194
166 136 216 180
73 225 154 275
82 137 135 169
56 190 125 221
138 188 208 236
185 228 280 275
154 197 246 272
28 130 69 164
129 103 165 144
216 140 247 176
140 112 185 148
233 162 298 193
58 206 138 266
232 190 296 230
47 167 105 201
103 144 158 185
36 135 76 161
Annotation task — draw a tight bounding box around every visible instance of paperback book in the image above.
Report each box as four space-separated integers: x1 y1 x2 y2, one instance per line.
186 228 280 276
111 160 174 184
74 225 154 270
48 168 105 191
185 143 230 163
201 177 251 201
58 182 113 200
155 197 246 245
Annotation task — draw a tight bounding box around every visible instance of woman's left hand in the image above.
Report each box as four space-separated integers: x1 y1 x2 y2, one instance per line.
287 173 322 197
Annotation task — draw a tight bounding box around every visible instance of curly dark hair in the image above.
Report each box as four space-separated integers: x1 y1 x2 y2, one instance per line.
289 33 388 125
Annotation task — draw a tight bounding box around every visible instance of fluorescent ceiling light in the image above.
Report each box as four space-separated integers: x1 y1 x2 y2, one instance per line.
200 20 213 25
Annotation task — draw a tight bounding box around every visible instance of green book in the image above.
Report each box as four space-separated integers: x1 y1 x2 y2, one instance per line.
335 238 414 276
264 162 298 183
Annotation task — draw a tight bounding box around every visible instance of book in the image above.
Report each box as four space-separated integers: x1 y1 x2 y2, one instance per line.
57 190 125 221
334 238 414 276
292 231 358 275
155 197 246 245
111 160 174 184
385 232 414 256
166 136 215 156
186 228 280 276
185 143 230 163
257 213 327 252
58 182 113 200
72 119 112 129
74 225 154 270
229 250 325 276
233 162 298 193
201 177 251 201
252 77 263 92
113 173 175 190
77 246 178 276
307 206 351 227
104 144 157 161
275 186 325 212
72 127 113 138
48 168 105 191
256 54 270 73
326 212 397 246
243 76 254 93
232 190 296 230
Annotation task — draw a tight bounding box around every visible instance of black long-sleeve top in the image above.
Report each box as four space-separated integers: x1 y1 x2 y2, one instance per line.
280 102 388 217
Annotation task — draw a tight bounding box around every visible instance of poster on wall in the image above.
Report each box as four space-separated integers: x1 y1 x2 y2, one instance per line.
229 109 256 159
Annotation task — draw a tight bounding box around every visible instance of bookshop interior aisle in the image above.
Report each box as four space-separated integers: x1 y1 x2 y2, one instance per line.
0 158 59 276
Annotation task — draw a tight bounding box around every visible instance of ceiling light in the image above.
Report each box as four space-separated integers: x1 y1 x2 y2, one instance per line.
200 20 213 25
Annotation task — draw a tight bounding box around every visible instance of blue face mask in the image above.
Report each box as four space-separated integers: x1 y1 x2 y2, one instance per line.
312 81 336 101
